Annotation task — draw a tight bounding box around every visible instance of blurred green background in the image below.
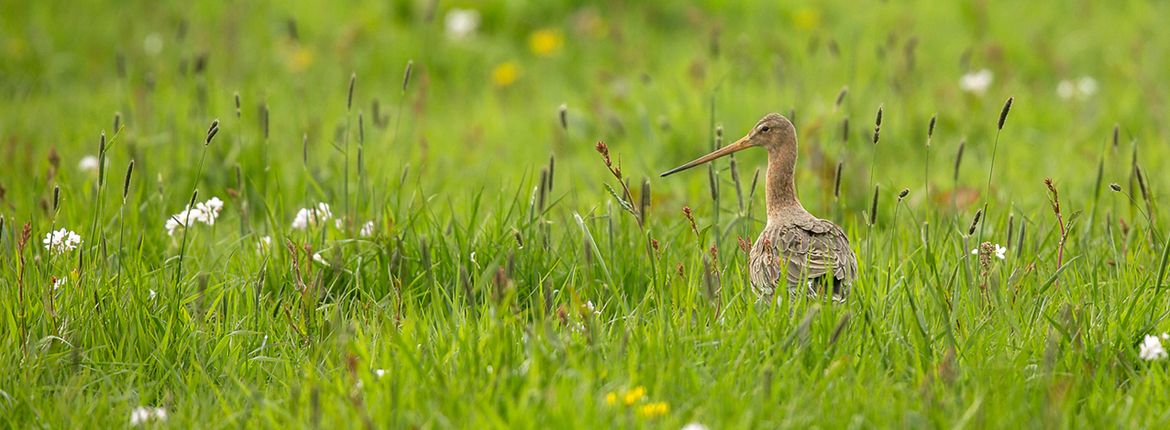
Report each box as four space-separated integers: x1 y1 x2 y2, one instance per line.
5 0 1167 212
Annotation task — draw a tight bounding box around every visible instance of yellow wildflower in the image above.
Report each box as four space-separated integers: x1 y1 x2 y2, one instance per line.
636 401 669 418
529 28 563 56
491 62 520 87
605 392 618 406
286 45 315 73
622 386 645 406
792 7 822 31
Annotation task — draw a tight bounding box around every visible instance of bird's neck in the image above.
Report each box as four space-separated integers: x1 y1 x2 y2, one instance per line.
765 144 802 220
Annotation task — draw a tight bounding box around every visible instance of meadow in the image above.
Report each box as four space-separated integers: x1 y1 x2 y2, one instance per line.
3 0 1170 428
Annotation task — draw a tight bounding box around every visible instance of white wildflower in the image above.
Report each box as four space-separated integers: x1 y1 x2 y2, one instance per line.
258 235 272 251
1139 334 1167 361
585 300 601 316
53 277 67 290
291 203 333 230
360 221 375 238
164 214 187 236
1057 76 1098 101
78 155 100 172
148 289 157 300
43 228 82 255
445 8 480 40
970 243 1007 260
312 252 330 267
129 406 167 426
1077 76 1098 97
1056 80 1076 100
193 197 224 225
143 33 163 56
374 369 386 379
165 197 224 236
959 69 993 95
681 423 710 430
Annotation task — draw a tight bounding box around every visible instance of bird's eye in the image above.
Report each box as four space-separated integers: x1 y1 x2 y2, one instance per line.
760 126 770 133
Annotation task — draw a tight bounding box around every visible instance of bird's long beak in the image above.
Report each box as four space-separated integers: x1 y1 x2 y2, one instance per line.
660 135 751 177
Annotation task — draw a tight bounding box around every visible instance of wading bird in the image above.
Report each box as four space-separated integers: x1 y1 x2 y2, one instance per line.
661 113 857 302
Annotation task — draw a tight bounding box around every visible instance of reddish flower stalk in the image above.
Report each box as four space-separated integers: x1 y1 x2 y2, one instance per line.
1045 178 1068 273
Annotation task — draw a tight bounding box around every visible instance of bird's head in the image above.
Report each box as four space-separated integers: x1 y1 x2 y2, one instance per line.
660 113 795 177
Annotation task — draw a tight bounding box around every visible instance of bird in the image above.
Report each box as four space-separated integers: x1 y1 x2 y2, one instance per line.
661 113 858 302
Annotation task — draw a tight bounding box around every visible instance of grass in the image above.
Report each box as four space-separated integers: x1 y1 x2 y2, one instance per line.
4 0 1170 427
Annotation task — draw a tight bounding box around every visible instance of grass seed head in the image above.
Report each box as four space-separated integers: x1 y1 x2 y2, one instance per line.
1112 123 1119 150
1135 164 1149 201
48 146 60 170
402 60 414 93
869 185 879 225
205 119 220 145
998 96 1013 130
833 161 843 199
358 112 365 144
123 160 134 199
968 208 983 235
547 154 555 191
954 139 966 181
640 178 651 223
347 73 356 110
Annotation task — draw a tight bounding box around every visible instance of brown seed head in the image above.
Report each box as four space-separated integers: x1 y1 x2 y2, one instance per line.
402 61 414 93
967 208 983 235
347 73 356 110
997 96 1013 130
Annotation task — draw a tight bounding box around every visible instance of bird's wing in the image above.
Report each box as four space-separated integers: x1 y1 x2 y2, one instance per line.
771 219 857 287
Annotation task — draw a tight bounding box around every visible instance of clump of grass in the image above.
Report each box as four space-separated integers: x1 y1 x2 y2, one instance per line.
593 141 657 285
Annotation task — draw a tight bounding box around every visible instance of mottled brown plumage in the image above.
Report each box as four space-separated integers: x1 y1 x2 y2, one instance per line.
662 113 858 301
